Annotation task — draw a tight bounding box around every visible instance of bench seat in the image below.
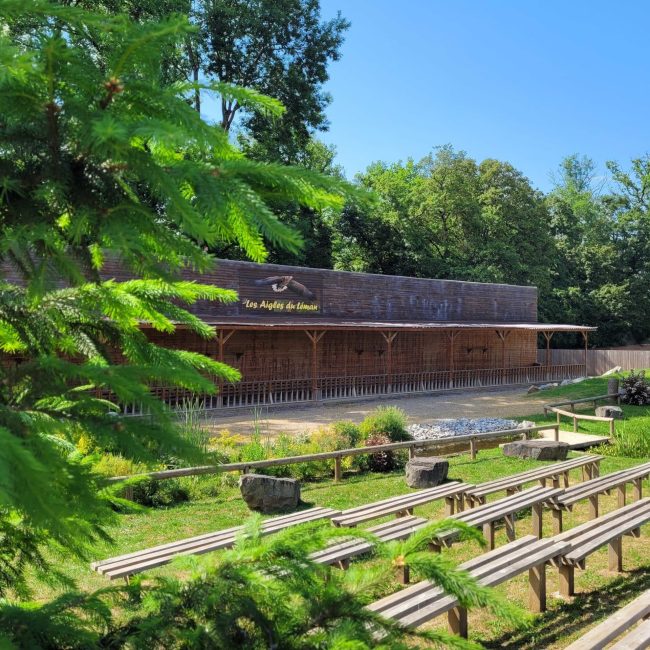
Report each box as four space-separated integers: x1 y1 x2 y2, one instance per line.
564 590 650 650
549 462 650 532
553 498 650 597
92 506 340 580
436 486 563 550
331 482 471 527
465 455 602 506
310 515 428 568
368 535 568 637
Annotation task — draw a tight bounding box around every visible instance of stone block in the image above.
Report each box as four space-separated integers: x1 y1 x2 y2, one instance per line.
502 440 569 461
405 456 449 488
239 473 300 513
595 405 624 419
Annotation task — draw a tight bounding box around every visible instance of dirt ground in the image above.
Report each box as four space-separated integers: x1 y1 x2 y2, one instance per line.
204 386 551 437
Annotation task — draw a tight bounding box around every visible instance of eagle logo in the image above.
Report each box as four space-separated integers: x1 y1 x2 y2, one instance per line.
254 275 316 300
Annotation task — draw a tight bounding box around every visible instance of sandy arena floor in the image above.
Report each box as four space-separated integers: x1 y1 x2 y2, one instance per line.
203 386 551 437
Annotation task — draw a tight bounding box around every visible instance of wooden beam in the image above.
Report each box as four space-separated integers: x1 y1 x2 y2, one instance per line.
380 331 398 393
581 330 589 375
542 331 554 368
446 330 460 388
216 329 235 407
304 331 326 401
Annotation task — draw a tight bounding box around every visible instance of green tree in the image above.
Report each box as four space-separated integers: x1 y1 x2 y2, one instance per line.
0 0 349 599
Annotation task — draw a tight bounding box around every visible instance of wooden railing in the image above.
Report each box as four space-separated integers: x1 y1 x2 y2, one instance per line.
543 393 621 437
106 423 559 484
119 363 586 416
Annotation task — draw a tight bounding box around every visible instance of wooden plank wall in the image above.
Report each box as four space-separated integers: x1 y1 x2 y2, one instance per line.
537 349 650 375
100 258 538 324
146 329 538 382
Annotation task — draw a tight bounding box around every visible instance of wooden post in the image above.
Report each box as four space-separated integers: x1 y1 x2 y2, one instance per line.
445 496 455 516
609 418 615 438
552 508 563 535
529 563 547 613
554 424 560 442
334 456 342 482
496 330 511 383
380 331 398 394
483 522 495 550
304 331 325 402
532 502 543 538
573 415 578 433
542 331 554 370
216 329 235 407
588 494 599 519
559 563 575 597
448 606 468 638
398 564 410 585
617 483 626 508
581 330 589 376
633 477 643 500
608 536 623 572
469 437 477 460
446 330 459 388
505 514 516 541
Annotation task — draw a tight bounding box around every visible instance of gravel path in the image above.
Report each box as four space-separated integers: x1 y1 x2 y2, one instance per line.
203 386 551 437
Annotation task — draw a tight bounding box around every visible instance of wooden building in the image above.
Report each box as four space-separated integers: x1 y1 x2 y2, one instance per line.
123 259 593 412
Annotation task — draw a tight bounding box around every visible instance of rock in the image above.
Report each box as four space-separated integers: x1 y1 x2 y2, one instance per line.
602 366 622 377
239 474 300 513
595 405 624 419
572 377 587 384
405 456 449 488
502 440 570 461
538 383 559 390
407 418 519 441
517 420 536 430
527 385 540 394
560 379 572 386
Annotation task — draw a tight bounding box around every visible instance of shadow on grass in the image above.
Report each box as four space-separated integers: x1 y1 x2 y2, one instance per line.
482 568 650 649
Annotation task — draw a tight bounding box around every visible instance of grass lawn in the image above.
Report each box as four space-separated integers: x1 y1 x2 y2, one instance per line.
40 446 649 649
36 376 650 648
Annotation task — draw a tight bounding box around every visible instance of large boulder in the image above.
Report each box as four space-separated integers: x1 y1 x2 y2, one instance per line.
595 405 624 419
405 456 449 488
502 440 569 461
239 474 300 513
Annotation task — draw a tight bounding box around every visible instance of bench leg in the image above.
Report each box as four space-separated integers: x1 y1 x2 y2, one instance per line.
634 478 643 501
617 484 626 508
532 502 543 538
592 462 600 478
552 475 560 489
563 471 570 488
448 606 468 638
445 496 455 517
428 542 442 553
398 564 410 585
505 513 516 542
559 563 575 597
582 466 588 481
552 508 563 535
456 494 465 512
529 562 547 613
588 495 599 519
483 522 495 550
608 536 623 573
337 559 350 570
538 478 546 488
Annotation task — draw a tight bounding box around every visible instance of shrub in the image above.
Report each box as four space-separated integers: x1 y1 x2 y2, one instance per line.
130 478 190 507
330 420 362 447
365 433 396 472
91 453 151 479
620 370 650 405
359 406 411 442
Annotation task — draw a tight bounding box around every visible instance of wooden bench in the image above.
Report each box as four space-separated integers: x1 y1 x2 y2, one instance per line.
310 515 428 569
331 482 471 527
92 506 340 580
549 462 650 533
434 486 563 552
367 535 568 638
464 454 602 507
553 498 650 597
564 590 650 650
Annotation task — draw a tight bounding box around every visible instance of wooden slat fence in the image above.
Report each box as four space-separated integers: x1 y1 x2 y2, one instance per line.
537 349 650 375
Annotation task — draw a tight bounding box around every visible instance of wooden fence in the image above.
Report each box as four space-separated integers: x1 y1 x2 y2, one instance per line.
537 349 650 376
107 423 559 484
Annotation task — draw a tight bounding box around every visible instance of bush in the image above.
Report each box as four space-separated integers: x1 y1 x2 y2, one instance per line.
91 453 151 479
331 420 362 447
365 433 396 472
130 478 190 507
620 370 650 405
359 406 411 442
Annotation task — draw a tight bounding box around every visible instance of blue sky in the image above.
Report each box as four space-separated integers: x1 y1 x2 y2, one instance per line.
316 0 649 191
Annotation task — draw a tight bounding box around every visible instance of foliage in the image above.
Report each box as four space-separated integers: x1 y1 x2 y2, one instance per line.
364 433 396 473
0 0 353 600
620 370 650 406
359 406 411 442
129 477 190 508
